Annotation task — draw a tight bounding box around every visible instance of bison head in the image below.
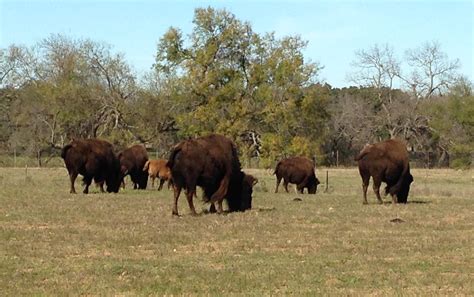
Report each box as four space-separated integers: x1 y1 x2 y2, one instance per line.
226 172 257 212
396 172 414 203
106 159 122 193
240 174 258 210
307 175 320 194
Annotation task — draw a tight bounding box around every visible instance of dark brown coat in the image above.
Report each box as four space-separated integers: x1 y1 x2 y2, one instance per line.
167 134 255 216
274 156 320 194
143 159 172 190
118 144 149 189
61 139 122 194
355 139 414 204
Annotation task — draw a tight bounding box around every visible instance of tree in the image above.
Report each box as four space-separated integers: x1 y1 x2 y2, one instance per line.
154 7 324 164
4 34 139 164
0 45 36 88
348 43 400 102
404 41 460 99
425 81 474 168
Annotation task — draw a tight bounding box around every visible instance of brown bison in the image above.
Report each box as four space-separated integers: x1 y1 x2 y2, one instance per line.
143 159 172 190
274 156 320 194
61 139 122 194
355 139 414 204
168 134 256 216
118 144 149 190
208 173 258 213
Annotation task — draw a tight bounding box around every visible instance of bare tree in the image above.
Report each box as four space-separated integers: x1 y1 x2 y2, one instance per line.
0 45 38 88
348 44 400 102
404 41 460 99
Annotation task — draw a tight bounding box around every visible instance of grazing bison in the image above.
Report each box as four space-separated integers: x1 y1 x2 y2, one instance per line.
274 156 320 194
208 173 258 213
118 144 149 190
168 134 255 216
355 139 414 204
143 159 172 190
61 139 122 194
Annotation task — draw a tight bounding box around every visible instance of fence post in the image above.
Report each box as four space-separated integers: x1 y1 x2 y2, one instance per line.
325 170 329 193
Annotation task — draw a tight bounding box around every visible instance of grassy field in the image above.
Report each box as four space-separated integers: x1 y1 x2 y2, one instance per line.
0 167 473 295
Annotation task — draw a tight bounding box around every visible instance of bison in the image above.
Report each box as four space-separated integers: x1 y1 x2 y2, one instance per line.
168 134 256 216
118 144 149 190
143 159 172 190
274 156 320 194
355 139 414 204
208 173 258 213
61 139 122 194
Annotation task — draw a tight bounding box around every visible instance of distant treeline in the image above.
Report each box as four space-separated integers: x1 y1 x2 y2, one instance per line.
0 7 472 168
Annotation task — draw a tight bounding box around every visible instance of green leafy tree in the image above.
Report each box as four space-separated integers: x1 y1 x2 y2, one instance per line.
154 7 323 164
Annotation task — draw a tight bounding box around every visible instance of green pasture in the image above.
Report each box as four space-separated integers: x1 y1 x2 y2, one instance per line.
0 167 473 295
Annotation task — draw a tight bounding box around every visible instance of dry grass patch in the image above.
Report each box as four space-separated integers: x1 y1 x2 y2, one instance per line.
0 167 473 295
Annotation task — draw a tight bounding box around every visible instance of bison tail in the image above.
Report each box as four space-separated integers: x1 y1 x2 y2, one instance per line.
61 144 73 159
167 144 182 170
354 152 364 161
273 161 281 175
354 149 368 161
355 144 372 161
143 160 150 172
354 148 369 161
209 175 230 203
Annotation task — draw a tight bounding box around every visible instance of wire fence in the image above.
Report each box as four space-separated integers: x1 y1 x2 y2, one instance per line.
0 150 471 169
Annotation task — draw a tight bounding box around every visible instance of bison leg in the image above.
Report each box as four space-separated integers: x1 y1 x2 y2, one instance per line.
138 175 147 190
69 171 78 194
283 180 290 193
172 186 182 216
361 176 369 205
158 178 165 191
391 194 398 204
98 181 105 193
209 203 217 213
150 176 155 188
216 199 224 214
83 176 93 194
185 190 197 216
372 177 383 204
275 176 282 193
296 184 304 194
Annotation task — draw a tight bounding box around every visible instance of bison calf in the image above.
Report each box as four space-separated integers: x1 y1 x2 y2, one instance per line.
143 159 172 190
356 139 414 204
274 156 320 194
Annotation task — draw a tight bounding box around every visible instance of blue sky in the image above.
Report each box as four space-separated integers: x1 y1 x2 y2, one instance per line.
1 0 472 87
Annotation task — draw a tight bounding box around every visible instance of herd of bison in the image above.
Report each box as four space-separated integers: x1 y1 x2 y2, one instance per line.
61 134 414 216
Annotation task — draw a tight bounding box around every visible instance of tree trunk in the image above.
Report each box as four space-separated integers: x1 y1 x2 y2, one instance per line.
37 150 42 167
